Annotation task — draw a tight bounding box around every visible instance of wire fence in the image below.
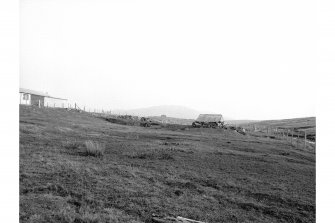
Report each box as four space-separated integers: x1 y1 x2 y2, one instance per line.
244 125 315 150
30 101 120 116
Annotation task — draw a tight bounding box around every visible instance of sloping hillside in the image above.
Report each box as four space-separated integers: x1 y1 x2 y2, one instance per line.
240 117 316 141
20 105 315 223
249 117 315 129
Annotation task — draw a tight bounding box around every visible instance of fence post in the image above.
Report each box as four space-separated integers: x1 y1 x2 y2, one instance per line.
284 129 286 140
47 102 48 108
304 131 307 149
38 100 41 108
84 106 85 112
288 129 290 142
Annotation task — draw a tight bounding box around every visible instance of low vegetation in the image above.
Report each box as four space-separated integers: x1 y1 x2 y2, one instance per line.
241 117 316 141
84 140 105 157
20 105 315 223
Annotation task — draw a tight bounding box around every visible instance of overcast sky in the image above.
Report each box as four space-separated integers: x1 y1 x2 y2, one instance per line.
20 0 317 120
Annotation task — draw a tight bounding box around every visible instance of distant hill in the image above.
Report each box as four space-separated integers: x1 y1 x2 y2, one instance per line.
112 105 210 119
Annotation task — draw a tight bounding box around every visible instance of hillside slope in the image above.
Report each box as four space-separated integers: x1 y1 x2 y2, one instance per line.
240 117 316 141
20 105 315 223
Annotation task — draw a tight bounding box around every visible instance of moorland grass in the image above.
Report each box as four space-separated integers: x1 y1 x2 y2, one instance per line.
19 105 316 223
84 140 105 157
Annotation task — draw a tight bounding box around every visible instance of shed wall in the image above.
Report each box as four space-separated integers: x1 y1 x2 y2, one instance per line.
31 95 45 107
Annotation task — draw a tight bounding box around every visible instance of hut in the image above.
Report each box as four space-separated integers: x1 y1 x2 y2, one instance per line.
192 114 224 128
19 88 67 107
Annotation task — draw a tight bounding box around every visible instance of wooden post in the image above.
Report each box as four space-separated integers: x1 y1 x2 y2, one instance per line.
47 102 48 108
304 131 307 149
84 106 85 112
38 100 41 108
284 129 286 139
54 103 55 108
75 103 77 109
288 129 290 142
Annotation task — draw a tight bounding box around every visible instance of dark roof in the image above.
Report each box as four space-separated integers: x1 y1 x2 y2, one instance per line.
196 114 223 122
19 88 67 100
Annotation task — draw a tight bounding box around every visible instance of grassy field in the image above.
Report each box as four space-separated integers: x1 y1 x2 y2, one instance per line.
20 105 315 223
239 117 316 142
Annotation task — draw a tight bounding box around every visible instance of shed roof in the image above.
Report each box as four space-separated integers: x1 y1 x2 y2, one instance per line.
196 114 223 122
19 88 67 100
20 88 50 97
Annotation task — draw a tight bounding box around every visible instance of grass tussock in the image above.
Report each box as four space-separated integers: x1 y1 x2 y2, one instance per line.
84 140 105 157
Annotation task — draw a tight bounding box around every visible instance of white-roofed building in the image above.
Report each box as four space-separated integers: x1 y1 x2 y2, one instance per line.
19 88 67 107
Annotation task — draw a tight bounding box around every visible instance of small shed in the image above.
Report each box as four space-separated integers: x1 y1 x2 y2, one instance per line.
196 114 224 123
19 88 67 107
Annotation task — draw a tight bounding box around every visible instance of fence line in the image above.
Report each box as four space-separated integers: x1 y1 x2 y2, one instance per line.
27 101 121 117
244 124 315 150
